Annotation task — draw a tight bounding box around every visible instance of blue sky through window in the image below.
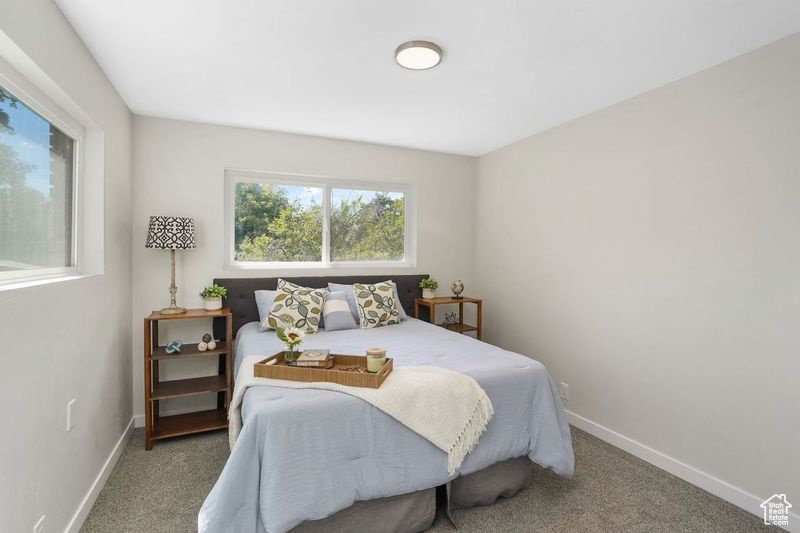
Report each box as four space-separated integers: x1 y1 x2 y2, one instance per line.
331 188 403 206
0 93 53 196
278 184 322 208
266 184 403 208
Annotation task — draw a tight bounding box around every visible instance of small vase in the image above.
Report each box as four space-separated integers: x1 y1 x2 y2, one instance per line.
422 289 436 299
284 346 298 365
204 297 222 310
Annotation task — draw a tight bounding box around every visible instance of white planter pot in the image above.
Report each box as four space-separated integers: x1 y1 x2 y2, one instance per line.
422 289 436 299
204 297 222 310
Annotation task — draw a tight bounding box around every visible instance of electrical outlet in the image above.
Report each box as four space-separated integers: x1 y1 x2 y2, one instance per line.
33 515 45 533
67 398 76 431
559 382 569 401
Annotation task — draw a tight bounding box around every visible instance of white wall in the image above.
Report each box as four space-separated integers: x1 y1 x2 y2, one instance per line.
131 116 476 417
475 33 800 514
5 3 790 528
0 1 132 532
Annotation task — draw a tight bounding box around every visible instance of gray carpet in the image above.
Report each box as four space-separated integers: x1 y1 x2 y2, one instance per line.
81 427 770 533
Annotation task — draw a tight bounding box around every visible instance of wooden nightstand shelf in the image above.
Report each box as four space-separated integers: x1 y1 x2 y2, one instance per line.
143 308 233 450
415 296 482 340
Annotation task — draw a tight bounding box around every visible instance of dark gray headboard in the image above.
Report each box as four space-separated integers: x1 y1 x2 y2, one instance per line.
212 275 427 338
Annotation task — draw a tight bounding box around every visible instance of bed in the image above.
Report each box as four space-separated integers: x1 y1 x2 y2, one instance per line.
200 276 574 533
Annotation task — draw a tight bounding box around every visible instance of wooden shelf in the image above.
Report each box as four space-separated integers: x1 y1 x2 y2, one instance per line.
144 307 232 449
145 308 231 321
441 323 478 333
416 296 481 305
151 341 228 360
151 375 228 400
415 296 482 340
152 408 228 440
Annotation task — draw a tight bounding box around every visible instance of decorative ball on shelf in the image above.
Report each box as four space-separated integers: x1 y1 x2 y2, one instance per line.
202 333 213 343
451 279 465 299
207 340 217 351
197 341 208 352
165 340 183 354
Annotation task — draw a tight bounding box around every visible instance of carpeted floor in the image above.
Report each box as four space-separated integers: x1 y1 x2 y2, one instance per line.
80 427 771 533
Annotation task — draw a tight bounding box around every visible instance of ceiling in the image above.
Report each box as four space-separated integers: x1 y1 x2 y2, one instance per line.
55 1 800 156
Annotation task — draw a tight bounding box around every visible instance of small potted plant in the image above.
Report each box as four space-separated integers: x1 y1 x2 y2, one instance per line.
199 283 227 310
419 277 438 299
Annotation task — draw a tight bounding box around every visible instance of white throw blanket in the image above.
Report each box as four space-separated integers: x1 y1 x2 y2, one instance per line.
230 355 494 475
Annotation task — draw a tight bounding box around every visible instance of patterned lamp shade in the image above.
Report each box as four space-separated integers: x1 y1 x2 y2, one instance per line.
145 216 196 250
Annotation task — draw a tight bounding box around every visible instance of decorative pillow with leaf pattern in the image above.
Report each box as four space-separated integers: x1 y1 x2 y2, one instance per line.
352 281 401 329
263 279 328 334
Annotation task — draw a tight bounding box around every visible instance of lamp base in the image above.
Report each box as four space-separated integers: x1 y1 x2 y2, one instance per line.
159 306 187 315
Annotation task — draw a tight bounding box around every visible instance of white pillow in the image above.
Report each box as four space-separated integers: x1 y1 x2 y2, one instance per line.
265 279 328 334
255 290 277 331
352 281 401 329
327 281 408 324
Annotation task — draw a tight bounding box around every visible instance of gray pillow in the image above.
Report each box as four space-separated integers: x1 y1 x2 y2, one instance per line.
327 283 360 324
390 281 409 321
255 290 277 331
321 291 358 332
327 281 408 324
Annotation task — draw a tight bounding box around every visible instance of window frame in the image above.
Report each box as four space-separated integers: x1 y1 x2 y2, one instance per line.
0 62 83 285
224 169 416 270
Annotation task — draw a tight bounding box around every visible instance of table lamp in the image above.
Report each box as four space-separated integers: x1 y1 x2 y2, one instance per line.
145 216 196 314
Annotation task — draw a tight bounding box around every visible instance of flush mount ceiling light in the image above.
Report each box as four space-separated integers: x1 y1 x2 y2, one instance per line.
395 41 443 70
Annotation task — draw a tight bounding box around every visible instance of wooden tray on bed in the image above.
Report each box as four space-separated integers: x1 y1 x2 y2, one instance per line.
254 352 393 389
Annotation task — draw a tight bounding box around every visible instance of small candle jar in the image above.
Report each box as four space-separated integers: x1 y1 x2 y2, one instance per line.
366 348 387 373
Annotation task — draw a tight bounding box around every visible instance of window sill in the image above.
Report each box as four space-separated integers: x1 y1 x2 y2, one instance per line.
0 273 99 292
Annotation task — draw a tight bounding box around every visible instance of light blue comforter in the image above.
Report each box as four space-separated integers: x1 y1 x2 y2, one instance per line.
199 319 574 533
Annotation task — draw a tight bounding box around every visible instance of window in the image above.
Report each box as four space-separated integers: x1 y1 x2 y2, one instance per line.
0 84 77 281
226 171 415 268
330 188 405 262
234 182 323 262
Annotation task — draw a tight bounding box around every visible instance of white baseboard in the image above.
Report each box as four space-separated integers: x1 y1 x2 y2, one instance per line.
64 417 135 533
133 414 145 428
566 410 798 533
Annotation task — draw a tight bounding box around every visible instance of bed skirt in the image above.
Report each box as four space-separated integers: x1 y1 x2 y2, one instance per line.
450 456 532 510
289 457 532 533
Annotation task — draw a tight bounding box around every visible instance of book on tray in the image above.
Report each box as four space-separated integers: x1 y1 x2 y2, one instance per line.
295 349 333 368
